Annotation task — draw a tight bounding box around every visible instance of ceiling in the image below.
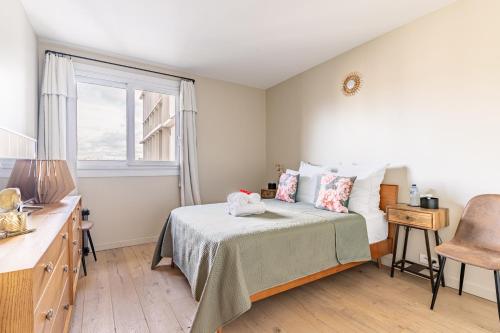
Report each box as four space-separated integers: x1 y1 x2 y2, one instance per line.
21 0 454 89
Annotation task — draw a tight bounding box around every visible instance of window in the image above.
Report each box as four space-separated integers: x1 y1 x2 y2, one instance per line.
134 90 176 161
70 62 180 177
77 82 127 161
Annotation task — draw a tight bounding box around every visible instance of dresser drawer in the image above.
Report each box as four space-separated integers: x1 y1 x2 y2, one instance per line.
71 227 81 254
51 279 71 333
72 218 81 242
387 208 433 229
72 244 82 269
33 225 69 307
34 246 69 333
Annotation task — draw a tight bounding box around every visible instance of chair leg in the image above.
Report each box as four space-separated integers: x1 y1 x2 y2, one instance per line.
87 230 97 261
434 230 445 287
459 263 466 295
494 271 500 321
81 229 87 276
81 254 87 276
430 257 446 310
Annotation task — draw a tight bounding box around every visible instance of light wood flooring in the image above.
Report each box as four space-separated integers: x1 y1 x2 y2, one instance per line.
69 243 499 333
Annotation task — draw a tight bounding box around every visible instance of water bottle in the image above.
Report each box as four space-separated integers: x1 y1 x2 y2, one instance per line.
409 184 420 207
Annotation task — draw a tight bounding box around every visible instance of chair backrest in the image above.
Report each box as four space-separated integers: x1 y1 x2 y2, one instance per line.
454 194 500 252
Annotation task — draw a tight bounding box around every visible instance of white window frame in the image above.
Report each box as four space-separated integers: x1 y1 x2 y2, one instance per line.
70 62 180 177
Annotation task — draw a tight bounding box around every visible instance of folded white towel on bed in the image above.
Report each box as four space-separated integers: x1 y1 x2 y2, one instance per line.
227 192 261 205
227 192 266 216
228 202 266 217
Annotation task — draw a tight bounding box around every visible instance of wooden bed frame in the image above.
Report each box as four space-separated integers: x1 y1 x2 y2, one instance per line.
216 184 399 333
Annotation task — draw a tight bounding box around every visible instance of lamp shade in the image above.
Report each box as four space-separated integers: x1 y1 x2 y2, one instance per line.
7 160 75 204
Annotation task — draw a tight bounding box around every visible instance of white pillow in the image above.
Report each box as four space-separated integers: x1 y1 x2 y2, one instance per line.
293 161 332 204
338 163 388 214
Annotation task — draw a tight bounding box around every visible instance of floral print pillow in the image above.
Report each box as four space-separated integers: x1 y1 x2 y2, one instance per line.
275 173 299 203
315 173 356 213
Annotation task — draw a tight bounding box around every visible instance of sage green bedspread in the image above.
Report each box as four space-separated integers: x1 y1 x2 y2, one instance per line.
151 199 371 333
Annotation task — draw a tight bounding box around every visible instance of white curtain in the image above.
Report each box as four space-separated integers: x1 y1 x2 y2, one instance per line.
38 53 77 160
179 80 201 206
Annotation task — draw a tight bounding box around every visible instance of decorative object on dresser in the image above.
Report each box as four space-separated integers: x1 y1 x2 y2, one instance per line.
261 188 277 199
7 159 75 204
342 72 362 96
431 194 500 320
0 196 82 333
0 187 28 234
387 203 449 291
0 188 22 212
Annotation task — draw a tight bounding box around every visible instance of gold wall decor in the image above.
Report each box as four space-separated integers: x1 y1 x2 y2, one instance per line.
342 72 362 96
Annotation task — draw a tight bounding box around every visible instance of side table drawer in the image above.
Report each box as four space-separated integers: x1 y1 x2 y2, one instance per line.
387 208 433 229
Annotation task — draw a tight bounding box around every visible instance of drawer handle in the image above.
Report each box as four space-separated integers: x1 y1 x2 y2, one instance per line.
45 308 54 321
62 233 68 240
73 240 78 246
64 304 70 311
73 267 78 273
63 265 69 273
44 262 54 273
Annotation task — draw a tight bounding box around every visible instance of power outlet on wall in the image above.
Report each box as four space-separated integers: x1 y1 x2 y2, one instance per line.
419 253 440 269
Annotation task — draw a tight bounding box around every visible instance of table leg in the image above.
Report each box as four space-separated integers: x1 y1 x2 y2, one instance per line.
425 230 435 291
390 224 400 278
434 230 445 287
401 226 410 273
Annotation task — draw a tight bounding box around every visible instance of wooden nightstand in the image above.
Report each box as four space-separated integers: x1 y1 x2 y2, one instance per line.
261 189 277 199
387 204 449 291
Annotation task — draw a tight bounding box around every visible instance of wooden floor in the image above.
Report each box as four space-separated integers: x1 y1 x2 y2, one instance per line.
69 243 499 333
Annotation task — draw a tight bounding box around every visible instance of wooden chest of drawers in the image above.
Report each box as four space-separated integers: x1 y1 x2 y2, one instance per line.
0 196 82 333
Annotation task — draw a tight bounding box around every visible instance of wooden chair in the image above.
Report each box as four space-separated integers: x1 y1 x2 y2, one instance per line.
431 194 500 320
81 220 97 276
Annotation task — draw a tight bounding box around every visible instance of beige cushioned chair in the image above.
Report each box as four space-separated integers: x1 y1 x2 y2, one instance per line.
430 194 500 320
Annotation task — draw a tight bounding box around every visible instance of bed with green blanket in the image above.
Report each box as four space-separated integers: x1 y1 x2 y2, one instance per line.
151 199 371 333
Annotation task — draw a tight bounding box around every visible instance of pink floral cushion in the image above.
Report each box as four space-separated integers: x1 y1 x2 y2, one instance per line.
275 173 299 203
315 173 356 213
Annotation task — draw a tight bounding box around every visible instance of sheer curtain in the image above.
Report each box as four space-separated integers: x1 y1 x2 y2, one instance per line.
38 53 77 160
179 80 201 206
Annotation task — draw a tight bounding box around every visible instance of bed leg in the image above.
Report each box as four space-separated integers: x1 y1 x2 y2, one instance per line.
171 260 175 269
377 258 382 269
216 328 223 333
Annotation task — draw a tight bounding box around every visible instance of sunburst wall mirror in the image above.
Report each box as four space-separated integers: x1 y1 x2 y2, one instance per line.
342 72 362 96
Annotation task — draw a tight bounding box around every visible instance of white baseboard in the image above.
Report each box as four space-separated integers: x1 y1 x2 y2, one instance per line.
445 275 496 302
381 256 496 302
94 236 157 251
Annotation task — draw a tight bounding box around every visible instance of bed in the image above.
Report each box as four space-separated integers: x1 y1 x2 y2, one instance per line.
152 184 398 333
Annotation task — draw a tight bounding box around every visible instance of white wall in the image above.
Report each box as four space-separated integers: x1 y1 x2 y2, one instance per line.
266 0 500 301
37 41 267 250
0 0 37 138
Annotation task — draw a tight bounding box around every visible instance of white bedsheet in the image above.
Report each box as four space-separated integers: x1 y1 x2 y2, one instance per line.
361 210 388 244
